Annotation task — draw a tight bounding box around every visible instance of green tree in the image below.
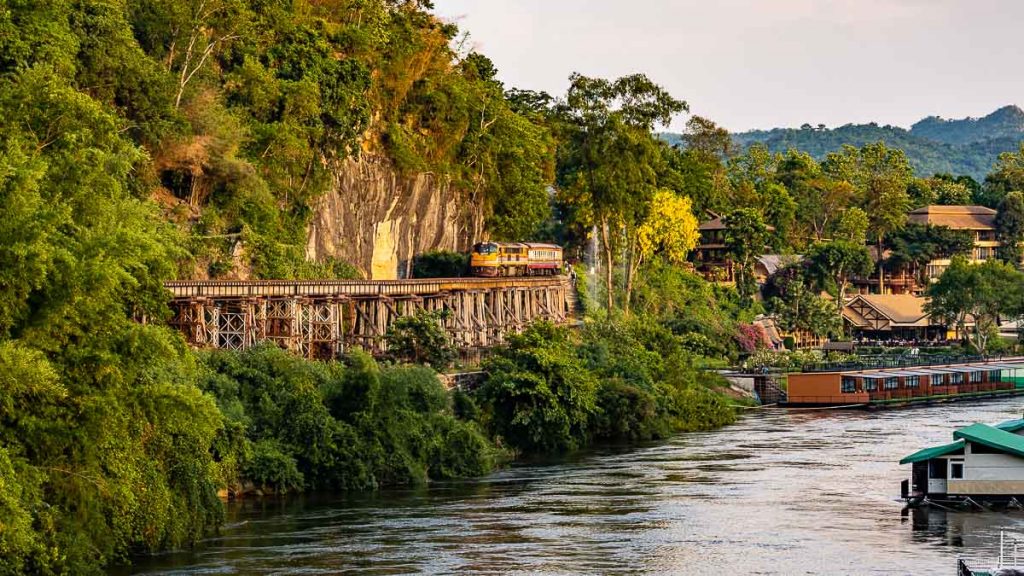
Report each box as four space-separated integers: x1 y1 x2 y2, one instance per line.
805 241 873 332
834 207 869 244
556 72 687 311
385 310 456 368
995 191 1024 266
723 208 768 301
412 250 469 278
885 224 974 284
477 322 598 454
763 264 841 340
981 144 1024 207
777 149 854 243
823 142 912 291
925 257 1024 354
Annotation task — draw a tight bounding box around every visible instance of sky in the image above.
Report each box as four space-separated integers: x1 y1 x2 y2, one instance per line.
431 0 1024 132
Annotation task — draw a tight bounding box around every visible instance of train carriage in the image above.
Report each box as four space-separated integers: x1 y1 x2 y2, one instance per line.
470 242 563 277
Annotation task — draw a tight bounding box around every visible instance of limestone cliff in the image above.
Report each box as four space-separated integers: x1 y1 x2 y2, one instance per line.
306 155 485 279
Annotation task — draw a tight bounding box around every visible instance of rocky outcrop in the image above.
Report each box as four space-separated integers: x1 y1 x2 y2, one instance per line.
306 155 484 279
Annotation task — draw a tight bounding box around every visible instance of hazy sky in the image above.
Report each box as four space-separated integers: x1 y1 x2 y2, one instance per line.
431 0 1024 132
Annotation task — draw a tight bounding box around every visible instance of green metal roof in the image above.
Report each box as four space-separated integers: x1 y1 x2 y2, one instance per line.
899 440 964 464
900 417 1024 464
954 424 1024 459
996 418 1024 433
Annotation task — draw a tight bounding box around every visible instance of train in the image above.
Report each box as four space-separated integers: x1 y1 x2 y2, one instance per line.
470 242 563 277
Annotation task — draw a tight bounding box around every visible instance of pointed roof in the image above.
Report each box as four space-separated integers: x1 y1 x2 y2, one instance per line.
843 294 930 328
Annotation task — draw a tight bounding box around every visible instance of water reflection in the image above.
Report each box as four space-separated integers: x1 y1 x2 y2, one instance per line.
127 399 1024 575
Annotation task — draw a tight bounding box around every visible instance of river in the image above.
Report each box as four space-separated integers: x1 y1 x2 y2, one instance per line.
128 399 1024 575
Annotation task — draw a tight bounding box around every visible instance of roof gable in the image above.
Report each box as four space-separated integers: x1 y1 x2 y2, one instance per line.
954 423 1024 459
843 294 929 328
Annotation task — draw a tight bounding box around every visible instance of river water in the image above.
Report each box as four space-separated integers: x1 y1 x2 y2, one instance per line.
129 399 1024 575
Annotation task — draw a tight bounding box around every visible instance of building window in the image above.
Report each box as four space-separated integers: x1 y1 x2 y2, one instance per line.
970 371 982 383
950 460 964 480
864 379 878 392
841 377 857 393
950 373 964 385
906 376 920 389
885 377 899 390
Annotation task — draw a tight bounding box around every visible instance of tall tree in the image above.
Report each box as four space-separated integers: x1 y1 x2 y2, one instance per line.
834 207 869 244
805 241 873 332
625 189 700 313
925 257 1024 354
723 208 768 301
980 144 1024 207
823 142 912 291
777 149 854 243
556 73 687 311
995 191 1024 266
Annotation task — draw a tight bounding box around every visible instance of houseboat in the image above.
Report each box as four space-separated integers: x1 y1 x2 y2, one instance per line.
784 359 1024 408
901 417 1024 506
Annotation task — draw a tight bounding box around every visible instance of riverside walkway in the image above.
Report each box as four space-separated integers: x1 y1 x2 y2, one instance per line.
164 276 576 359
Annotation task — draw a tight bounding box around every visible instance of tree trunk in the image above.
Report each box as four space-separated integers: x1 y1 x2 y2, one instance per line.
836 279 848 337
600 217 615 312
876 236 885 293
623 243 641 316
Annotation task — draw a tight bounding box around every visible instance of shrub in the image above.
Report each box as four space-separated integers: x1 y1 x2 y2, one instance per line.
476 322 598 454
244 439 304 494
385 310 456 368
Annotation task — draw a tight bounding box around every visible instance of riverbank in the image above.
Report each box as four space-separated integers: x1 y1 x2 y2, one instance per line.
121 398 1024 575
197 318 740 499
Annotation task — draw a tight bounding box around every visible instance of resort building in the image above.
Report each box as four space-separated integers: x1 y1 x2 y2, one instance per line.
693 214 775 284
841 293 951 342
785 359 1024 406
901 418 1024 501
848 205 1002 295
907 205 999 280
694 215 733 282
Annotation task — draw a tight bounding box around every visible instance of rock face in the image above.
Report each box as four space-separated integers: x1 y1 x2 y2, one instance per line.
306 155 484 279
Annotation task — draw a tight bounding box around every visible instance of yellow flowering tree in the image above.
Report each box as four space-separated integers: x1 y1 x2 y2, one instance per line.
625 190 700 313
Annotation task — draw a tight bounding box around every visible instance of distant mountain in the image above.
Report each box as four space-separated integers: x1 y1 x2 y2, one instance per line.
662 106 1024 181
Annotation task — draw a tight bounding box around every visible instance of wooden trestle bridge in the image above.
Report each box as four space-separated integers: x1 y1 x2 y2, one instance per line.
165 276 577 359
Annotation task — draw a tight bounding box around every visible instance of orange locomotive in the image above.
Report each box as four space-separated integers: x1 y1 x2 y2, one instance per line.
470 242 563 277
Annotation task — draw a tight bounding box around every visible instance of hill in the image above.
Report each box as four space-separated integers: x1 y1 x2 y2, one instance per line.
663 106 1024 181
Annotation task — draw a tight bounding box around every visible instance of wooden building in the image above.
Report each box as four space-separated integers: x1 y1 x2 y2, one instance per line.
785 360 1024 407
908 205 1000 280
693 215 774 284
694 215 733 283
901 418 1024 502
842 293 949 341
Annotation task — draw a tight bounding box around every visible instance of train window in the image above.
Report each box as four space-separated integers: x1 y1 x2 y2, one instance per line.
474 243 498 255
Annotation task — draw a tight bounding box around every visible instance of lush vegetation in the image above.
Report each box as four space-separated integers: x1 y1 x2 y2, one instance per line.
12 0 1024 573
662 105 1024 181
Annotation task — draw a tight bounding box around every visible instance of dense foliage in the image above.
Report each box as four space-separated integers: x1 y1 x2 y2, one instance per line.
475 321 736 455
199 346 495 492
665 104 1024 181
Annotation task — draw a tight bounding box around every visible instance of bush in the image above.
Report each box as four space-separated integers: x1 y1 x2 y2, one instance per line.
385 310 456 368
199 345 499 492
476 322 598 454
244 440 304 494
